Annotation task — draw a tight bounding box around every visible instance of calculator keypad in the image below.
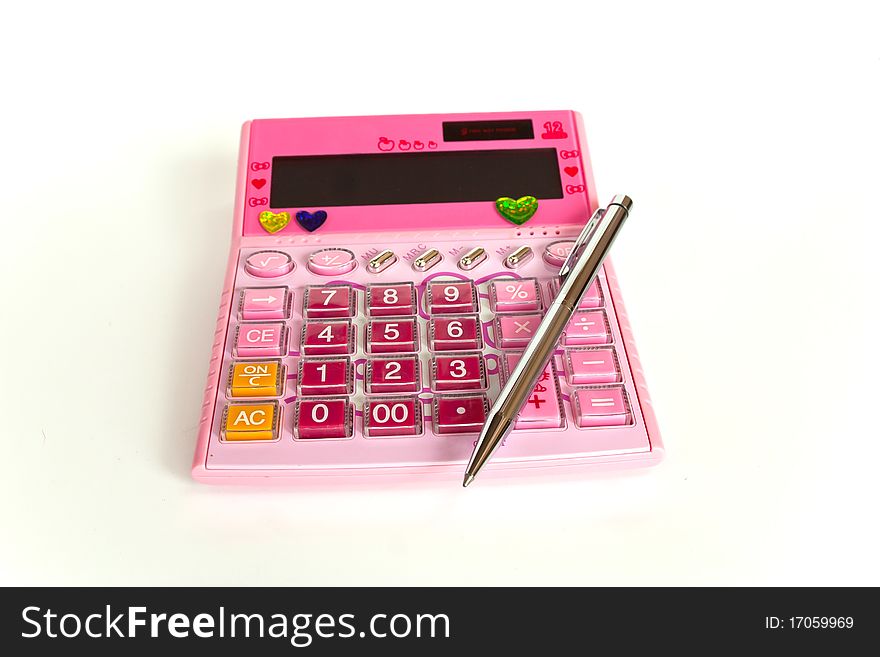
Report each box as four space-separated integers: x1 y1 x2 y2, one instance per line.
206 243 651 473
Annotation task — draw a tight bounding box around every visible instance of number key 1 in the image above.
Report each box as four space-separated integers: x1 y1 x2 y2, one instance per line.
298 357 354 396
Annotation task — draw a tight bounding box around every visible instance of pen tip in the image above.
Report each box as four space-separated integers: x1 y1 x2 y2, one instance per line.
462 474 475 488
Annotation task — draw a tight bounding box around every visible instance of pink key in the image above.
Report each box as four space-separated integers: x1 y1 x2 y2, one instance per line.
366 356 421 394
307 248 357 276
234 323 286 357
433 395 489 435
573 387 631 427
495 313 542 349
432 354 486 391
301 320 353 356
368 282 416 316
298 357 353 396
504 353 563 429
364 397 422 437
244 250 294 278
429 315 482 351
543 240 575 268
367 318 419 353
304 285 354 319
490 278 542 312
549 278 603 309
564 348 619 385
563 311 610 345
295 398 353 439
426 281 478 314
239 287 290 320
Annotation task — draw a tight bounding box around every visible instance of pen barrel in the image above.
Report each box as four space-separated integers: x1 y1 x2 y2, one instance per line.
556 196 632 306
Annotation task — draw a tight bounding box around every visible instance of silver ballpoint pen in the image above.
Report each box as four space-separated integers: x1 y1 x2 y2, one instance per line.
463 194 633 486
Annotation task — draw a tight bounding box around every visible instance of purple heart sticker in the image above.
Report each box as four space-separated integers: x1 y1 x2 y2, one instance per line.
295 210 327 232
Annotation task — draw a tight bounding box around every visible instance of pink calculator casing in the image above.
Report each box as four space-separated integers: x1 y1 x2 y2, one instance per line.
192 111 663 484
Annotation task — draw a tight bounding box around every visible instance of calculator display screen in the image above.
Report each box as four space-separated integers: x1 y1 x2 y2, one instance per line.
270 148 563 208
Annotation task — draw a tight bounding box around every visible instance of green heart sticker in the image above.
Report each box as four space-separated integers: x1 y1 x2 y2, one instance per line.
495 196 538 225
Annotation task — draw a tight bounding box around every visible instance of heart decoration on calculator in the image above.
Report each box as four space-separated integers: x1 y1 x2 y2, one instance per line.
295 210 328 232
495 196 538 225
258 210 290 233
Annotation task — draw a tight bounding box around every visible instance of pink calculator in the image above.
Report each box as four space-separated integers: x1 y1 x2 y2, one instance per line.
192 111 663 483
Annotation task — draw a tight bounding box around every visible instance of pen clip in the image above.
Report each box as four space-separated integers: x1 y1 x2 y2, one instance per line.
558 207 604 282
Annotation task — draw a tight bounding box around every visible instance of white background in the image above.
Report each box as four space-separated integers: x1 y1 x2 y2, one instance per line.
1 1 878 586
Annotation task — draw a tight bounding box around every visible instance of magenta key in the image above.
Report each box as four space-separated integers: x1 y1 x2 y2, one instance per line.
239 287 291 320
504 353 563 429
364 397 422 437
429 315 482 351
366 356 421 394
432 354 486 391
549 278 603 309
301 320 354 356
564 348 620 385
426 281 478 314
304 284 354 319
490 278 542 312
367 282 417 316
563 310 610 346
298 357 353 396
432 395 489 435
572 387 631 428
295 398 353 439
494 313 542 349
366 318 419 353
234 322 287 357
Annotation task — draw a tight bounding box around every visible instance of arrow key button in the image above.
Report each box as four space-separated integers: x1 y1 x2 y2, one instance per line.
239 287 292 320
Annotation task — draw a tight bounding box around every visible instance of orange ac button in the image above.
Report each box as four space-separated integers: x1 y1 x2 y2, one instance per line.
229 360 284 398
223 401 279 441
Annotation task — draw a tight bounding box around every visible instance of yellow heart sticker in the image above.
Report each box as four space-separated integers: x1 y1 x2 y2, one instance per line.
258 211 290 234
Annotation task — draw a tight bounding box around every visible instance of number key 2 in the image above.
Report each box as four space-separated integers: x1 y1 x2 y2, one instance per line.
426 281 478 314
431 354 486 391
304 284 355 319
366 356 421 394
367 282 417 316
429 315 482 351
366 318 419 353
294 398 353 439
363 397 422 437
